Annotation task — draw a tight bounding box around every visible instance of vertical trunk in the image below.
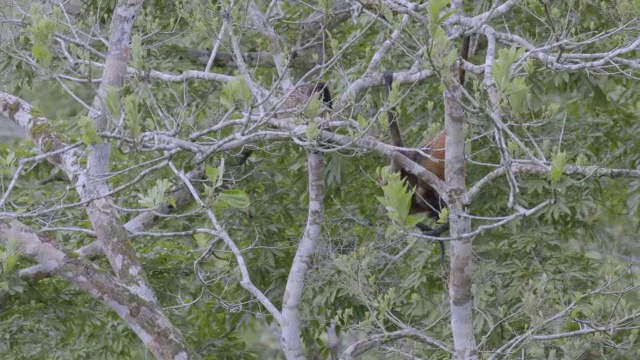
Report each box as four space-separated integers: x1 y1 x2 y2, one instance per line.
280 151 325 359
444 85 477 359
443 1 477 357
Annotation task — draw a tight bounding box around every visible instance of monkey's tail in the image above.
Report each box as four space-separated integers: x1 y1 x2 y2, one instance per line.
416 222 450 272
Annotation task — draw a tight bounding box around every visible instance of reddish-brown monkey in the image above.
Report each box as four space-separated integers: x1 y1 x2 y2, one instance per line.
383 71 450 268
383 71 448 234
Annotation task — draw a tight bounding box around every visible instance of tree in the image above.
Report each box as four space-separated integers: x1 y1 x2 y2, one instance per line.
0 0 638 359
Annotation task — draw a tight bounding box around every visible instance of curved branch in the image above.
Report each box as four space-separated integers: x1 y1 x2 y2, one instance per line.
280 151 325 359
168 162 284 325
0 219 197 359
340 329 452 359
463 163 640 205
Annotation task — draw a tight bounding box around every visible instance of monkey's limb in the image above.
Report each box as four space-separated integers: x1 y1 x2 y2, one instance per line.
416 222 450 271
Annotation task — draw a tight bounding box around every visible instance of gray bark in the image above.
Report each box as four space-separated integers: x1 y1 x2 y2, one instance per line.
280 151 325 359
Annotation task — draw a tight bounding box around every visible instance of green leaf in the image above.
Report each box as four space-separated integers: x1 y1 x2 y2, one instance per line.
205 164 219 187
123 94 140 137
239 77 252 105
357 115 367 129
506 77 530 113
379 112 389 128
220 78 252 110
576 153 588 166
1 151 16 171
376 167 414 224
1 239 22 273
303 96 323 118
387 78 401 105
306 120 320 140
427 0 450 25
437 207 449 224
131 34 144 69
205 159 225 189
27 10 56 67
218 189 250 209
443 48 458 69
329 38 339 55
193 233 209 250
137 179 171 208
430 27 451 57
550 151 567 185
79 116 100 145
105 86 120 118
31 43 52 66
326 155 342 186
493 46 524 94
318 0 333 13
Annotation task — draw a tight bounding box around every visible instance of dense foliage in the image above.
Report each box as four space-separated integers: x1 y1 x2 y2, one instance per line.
0 0 638 359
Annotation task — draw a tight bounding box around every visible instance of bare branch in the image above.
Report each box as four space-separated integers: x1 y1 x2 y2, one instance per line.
280 151 325 359
248 1 292 89
340 329 453 359
168 161 284 325
0 219 197 359
464 163 640 205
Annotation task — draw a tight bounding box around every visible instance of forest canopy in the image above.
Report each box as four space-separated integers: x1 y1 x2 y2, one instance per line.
0 0 639 359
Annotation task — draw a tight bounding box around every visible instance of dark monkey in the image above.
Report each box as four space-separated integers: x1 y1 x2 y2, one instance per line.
312 83 332 110
285 82 333 112
235 82 332 163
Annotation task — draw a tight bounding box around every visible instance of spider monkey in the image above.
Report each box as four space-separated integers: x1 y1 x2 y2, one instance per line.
234 82 332 162
286 82 333 112
311 82 332 109
383 71 449 260
383 36 471 263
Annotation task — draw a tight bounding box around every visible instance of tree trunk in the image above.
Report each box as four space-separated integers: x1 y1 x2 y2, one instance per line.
444 85 477 359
